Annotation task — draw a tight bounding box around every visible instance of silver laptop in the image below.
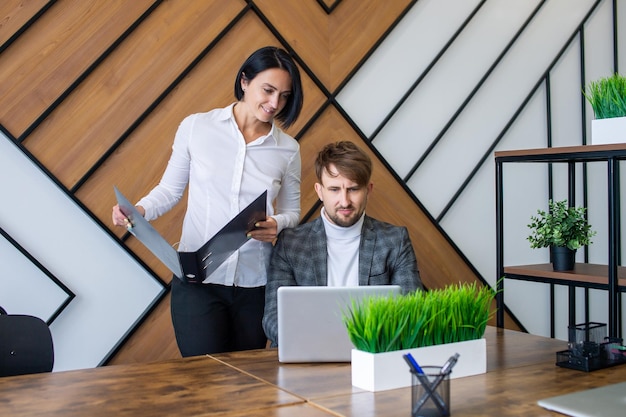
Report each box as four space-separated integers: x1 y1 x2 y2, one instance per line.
277 285 402 363
537 381 626 417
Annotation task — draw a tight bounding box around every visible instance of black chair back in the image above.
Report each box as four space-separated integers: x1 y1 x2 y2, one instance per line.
0 307 54 377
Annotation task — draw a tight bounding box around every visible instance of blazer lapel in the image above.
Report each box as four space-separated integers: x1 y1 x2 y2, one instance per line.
309 217 329 286
358 216 375 286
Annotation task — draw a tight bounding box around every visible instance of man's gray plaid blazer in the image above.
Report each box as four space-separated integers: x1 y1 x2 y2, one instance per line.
262 215 423 347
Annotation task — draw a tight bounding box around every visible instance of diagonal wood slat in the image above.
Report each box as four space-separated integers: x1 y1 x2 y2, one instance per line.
0 0 50 49
254 0 413 91
0 0 157 135
22 0 245 188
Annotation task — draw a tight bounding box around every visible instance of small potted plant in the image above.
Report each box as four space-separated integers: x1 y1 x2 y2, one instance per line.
583 73 626 145
527 199 596 271
343 282 495 391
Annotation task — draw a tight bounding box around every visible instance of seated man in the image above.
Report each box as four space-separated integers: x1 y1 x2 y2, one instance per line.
262 140 423 346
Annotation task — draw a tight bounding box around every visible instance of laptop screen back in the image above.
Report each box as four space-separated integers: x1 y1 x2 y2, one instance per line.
537 381 626 417
277 285 402 363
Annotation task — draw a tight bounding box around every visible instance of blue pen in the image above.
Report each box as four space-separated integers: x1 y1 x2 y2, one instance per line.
403 353 424 374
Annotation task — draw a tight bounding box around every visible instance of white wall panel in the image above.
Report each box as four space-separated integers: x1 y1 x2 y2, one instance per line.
0 133 164 371
0 233 71 323
619 0 626 72
550 38 584 148
584 0 616 83
407 0 596 217
370 0 542 182
441 88 552 335
336 0 483 136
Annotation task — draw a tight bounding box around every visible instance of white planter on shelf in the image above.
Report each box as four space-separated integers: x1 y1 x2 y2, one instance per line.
351 338 486 392
591 116 626 145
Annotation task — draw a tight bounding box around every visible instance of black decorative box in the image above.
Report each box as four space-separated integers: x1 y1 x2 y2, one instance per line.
556 322 626 372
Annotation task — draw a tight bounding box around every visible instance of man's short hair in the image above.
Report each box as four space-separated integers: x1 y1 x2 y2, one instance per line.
314 141 372 187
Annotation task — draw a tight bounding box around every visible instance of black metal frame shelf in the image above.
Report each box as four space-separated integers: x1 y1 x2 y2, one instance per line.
495 144 626 338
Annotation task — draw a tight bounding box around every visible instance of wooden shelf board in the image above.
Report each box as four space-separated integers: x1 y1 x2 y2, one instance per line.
495 144 626 158
504 263 626 287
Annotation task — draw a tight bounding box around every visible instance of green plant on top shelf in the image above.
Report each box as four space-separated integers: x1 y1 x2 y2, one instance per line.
527 199 596 251
342 282 495 354
583 73 626 119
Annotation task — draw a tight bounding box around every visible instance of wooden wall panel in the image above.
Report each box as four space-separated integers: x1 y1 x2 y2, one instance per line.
0 0 156 135
0 0 50 47
0 0 520 366
253 0 330 86
254 0 413 91
106 293 181 365
22 0 244 188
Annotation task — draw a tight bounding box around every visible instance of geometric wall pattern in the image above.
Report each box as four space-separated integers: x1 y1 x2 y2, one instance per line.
0 0 623 369
0 223 74 325
0 130 165 371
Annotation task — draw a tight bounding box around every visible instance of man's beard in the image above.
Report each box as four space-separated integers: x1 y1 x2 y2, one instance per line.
328 206 361 227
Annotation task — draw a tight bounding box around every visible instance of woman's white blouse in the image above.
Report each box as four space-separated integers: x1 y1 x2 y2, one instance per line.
137 104 301 287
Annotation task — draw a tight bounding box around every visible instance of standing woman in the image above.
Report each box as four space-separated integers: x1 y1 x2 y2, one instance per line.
112 46 303 356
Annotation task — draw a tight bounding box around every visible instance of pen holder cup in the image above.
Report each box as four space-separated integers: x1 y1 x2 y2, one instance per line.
567 322 606 358
411 366 451 417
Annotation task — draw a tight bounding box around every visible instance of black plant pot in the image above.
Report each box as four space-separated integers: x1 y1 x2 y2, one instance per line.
551 246 576 271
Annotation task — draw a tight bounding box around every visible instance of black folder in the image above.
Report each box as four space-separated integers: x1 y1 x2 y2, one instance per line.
114 187 267 283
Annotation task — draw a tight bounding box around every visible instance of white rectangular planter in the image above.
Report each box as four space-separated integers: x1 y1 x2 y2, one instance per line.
351 338 486 392
591 117 626 145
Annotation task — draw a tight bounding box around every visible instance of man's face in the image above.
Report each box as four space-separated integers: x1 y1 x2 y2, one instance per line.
314 164 372 227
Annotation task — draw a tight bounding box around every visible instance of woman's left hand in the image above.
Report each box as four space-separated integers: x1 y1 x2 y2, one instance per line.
247 217 278 242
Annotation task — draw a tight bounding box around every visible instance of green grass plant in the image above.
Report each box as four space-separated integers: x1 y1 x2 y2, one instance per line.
583 73 626 119
342 282 495 353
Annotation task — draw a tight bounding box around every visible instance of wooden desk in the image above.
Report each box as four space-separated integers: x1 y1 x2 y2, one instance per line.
315 361 626 417
1 327 625 416
0 355 330 416
208 327 566 395
210 327 626 417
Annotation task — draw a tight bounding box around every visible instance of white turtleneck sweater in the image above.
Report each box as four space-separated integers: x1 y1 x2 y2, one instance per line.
320 207 364 287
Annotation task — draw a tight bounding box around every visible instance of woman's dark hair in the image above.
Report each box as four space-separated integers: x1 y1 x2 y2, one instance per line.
234 46 303 128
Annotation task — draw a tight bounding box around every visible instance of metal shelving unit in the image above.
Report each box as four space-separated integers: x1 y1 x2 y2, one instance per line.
495 144 626 338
